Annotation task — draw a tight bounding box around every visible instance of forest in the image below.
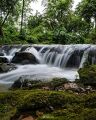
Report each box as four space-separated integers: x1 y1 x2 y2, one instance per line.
1 0 96 120
0 0 96 44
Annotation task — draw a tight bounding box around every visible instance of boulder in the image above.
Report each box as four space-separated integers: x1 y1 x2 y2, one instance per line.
11 77 33 89
11 52 39 64
0 63 17 73
11 79 23 89
0 53 4 56
64 83 78 90
0 57 9 63
78 65 96 87
56 83 85 93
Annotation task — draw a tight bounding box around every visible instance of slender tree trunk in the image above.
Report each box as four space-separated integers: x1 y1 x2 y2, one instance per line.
1 12 10 27
0 27 3 37
20 0 25 35
94 17 96 33
0 12 10 37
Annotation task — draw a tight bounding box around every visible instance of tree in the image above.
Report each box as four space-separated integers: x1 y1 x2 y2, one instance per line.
20 0 37 35
28 12 43 29
44 0 73 29
76 0 96 31
0 0 20 37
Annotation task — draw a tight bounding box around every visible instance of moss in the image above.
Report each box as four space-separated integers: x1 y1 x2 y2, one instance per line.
49 78 69 89
77 65 96 86
17 90 80 115
11 77 69 90
38 108 96 120
0 90 80 119
0 90 96 120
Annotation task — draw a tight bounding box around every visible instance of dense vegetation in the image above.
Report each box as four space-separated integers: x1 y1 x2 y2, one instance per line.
0 0 96 44
0 90 96 120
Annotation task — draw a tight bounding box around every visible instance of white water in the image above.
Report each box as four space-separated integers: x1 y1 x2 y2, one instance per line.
0 44 96 85
0 64 78 84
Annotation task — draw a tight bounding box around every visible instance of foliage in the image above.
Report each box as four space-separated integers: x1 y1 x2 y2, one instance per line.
0 0 96 44
77 65 96 86
76 0 96 26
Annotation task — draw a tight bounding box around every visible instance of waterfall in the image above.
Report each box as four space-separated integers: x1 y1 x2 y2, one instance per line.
1 44 96 68
40 44 94 68
1 44 96 84
24 46 42 63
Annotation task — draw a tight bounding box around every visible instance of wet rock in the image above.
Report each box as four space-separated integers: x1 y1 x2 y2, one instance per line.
11 52 39 64
0 53 4 56
40 47 49 53
0 57 9 63
19 46 30 52
0 63 17 73
11 77 33 89
49 47 62 53
11 79 23 89
34 46 42 51
66 50 84 68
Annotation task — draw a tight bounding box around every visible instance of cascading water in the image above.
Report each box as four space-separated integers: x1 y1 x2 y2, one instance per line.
0 44 96 85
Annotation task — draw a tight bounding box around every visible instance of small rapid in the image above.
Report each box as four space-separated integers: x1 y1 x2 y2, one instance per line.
0 44 96 84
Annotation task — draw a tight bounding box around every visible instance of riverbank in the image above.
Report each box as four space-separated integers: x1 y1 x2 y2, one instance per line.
0 74 96 120
0 84 11 92
0 89 96 120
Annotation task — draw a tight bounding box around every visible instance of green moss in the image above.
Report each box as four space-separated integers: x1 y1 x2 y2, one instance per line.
0 90 96 120
38 108 96 120
77 65 96 86
11 78 68 90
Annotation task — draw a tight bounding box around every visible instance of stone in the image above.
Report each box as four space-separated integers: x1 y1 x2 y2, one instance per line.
42 86 50 90
55 83 86 93
0 53 4 56
64 83 78 90
0 63 16 73
50 47 62 53
11 52 39 64
11 79 22 89
11 77 32 89
0 57 9 63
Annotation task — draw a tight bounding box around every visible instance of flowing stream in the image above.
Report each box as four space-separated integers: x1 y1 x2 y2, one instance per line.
0 44 96 84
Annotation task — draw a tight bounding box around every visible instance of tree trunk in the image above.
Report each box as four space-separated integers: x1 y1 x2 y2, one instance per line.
0 12 9 37
0 0 19 37
94 17 96 33
0 27 3 37
1 12 10 27
20 0 25 35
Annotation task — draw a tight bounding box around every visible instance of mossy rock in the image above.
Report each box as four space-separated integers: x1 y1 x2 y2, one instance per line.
11 77 69 90
78 65 96 86
0 90 96 120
